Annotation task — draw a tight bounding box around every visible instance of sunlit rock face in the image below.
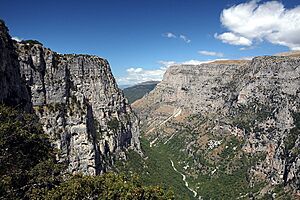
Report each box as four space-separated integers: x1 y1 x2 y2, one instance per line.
15 42 141 175
134 57 300 193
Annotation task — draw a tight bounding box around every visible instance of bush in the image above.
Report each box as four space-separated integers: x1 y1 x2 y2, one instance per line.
0 105 64 199
108 117 120 131
45 173 174 200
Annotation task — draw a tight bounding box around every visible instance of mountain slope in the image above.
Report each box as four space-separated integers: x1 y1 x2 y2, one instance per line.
123 81 159 104
132 57 300 198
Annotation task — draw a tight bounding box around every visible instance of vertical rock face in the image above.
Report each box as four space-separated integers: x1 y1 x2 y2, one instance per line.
0 19 141 175
0 20 31 111
0 19 141 176
134 62 244 116
15 42 141 175
133 61 248 134
133 58 300 194
235 57 300 190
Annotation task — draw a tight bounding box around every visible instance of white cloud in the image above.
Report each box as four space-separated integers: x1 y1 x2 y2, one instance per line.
162 33 191 43
162 32 176 38
239 56 254 60
198 50 224 57
239 46 255 51
179 34 191 43
117 59 227 85
181 60 216 65
214 32 252 46
157 60 177 68
117 67 167 85
216 0 300 50
11 36 22 42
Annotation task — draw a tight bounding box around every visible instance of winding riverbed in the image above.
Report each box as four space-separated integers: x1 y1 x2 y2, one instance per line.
170 159 198 198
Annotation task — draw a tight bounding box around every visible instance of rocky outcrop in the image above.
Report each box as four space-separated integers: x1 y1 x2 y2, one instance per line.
0 20 31 111
133 57 300 195
134 62 245 118
15 42 141 175
234 57 300 192
0 20 141 175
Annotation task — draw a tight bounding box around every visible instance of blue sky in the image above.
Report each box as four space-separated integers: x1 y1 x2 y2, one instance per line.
1 0 300 85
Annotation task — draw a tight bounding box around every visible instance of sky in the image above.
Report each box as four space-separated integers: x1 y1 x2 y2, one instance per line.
1 0 300 86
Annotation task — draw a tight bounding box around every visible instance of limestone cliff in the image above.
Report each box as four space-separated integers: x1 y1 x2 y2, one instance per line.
0 20 141 175
133 57 300 196
0 20 31 111
16 42 141 175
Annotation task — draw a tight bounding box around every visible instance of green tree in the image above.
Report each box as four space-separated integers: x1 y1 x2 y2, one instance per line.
45 173 174 200
0 105 64 199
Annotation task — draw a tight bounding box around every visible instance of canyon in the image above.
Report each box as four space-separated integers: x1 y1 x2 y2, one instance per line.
132 57 300 198
1 18 300 199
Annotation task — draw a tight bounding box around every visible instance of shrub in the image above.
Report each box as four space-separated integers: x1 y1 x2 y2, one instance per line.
0 105 64 199
108 117 120 132
45 173 174 200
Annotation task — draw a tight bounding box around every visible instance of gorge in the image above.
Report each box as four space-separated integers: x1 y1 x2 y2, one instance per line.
130 57 300 199
1 18 300 199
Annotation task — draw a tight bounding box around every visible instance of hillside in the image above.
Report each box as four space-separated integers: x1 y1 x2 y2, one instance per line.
123 81 159 104
130 56 300 199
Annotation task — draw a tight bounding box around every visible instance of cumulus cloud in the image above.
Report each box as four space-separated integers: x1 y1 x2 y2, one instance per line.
198 50 224 57
162 32 177 38
117 59 227 85
214 32 252 46
181 60 217 65
11 36 22 42
117 66 167 85
216 0 300 50
157 60 177 68
179 34 191 43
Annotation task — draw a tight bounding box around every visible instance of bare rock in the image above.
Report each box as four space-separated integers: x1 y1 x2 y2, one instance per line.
15 37 141 175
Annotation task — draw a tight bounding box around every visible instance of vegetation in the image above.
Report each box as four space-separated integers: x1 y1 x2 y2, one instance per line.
116 139 195 199
108 117 120 132
260 184 292 200
123 81 159 104
0 105 64 199
232 102 274 133
116 117 266 199
45 173 174 200
0 105 173 199
284 112 300 151
192 154 264 199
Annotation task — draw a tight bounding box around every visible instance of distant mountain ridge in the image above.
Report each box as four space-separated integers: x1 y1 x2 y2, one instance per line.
275 50 300 57
123 81 159 104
